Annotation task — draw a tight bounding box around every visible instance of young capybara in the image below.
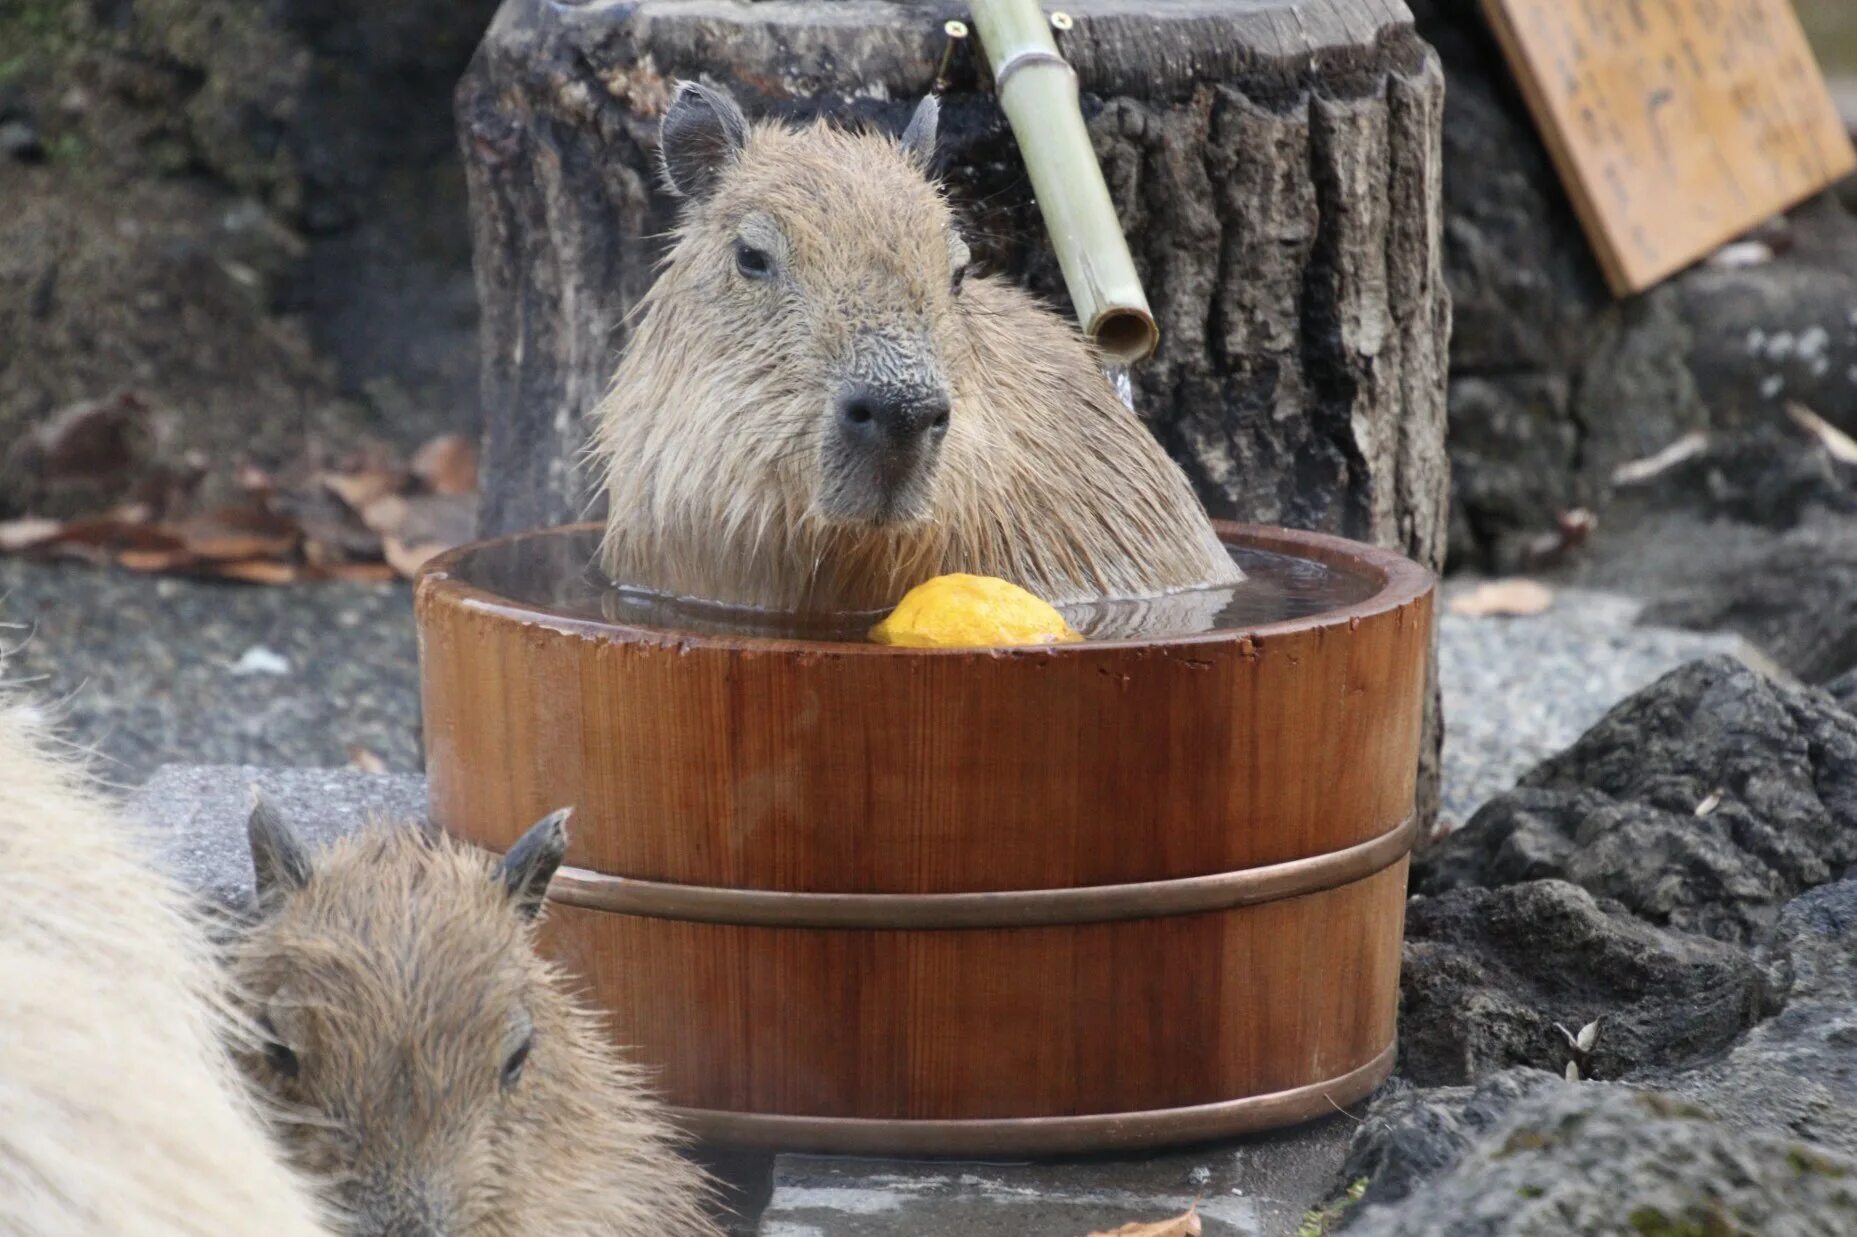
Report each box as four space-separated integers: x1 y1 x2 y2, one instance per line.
0 692 332 1237
591 82 1243 613
231 804 719 1237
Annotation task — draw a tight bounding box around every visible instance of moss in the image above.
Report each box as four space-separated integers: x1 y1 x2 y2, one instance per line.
1295 1178 1369 1237
1787 1145 1850 1179
1517 1185 1545 1199
1496 1129 1551 1157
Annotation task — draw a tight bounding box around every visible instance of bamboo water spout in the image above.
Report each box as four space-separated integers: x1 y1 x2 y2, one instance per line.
967 0 1159 365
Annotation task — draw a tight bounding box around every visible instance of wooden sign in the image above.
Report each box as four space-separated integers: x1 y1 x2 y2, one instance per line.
1484 0 1857 295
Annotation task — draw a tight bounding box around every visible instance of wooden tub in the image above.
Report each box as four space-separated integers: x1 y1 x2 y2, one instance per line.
415 522 1433 1156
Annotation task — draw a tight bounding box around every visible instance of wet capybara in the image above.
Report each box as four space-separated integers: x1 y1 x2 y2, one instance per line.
232 806 719 1237
592 82 1241 613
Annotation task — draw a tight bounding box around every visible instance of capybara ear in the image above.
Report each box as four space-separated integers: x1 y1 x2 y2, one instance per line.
660 80 750 199
498 807 572 919
248 796 312 902
900 94 939 169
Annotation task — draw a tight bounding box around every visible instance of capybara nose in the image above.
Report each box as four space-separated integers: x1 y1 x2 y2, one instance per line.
836 382 951 450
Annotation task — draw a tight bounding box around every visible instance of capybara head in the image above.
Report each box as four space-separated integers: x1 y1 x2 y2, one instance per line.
231 804 717 1237
592 82 1241 612
651 82 962 526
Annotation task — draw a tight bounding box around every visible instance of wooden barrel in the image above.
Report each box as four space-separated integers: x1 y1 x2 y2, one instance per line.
415 522 1433 1155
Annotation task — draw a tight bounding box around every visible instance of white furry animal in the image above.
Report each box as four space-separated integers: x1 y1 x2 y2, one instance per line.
592 83 1241 613
0 691 332 1237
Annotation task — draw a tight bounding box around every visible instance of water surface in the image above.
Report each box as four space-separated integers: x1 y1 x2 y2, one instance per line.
444 528 1380 642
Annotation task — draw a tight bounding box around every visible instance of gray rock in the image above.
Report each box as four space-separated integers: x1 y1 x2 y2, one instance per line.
1420 656 1857 942
1399 880 1776 1087
1654 880 1857 1157
132 763 425 907
1831 667 1857 715
1340 1082 1857 1236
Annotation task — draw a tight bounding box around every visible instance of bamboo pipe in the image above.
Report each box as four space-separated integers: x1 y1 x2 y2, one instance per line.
966 0 1159 365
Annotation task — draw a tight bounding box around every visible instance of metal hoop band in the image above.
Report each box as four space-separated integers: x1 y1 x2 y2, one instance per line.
665 1041 1397 1155
546 813 1415 930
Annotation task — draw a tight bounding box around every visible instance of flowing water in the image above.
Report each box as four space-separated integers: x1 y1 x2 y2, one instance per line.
442 528 1381 643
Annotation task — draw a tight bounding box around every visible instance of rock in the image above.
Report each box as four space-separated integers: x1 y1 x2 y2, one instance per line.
1420 656 1857 942
1340 1081 1857 1236
1398 880 1776 1087
1408 0 1857 571
1654 880 1857 1156
1830 667 1857 715
1636 515 1857 684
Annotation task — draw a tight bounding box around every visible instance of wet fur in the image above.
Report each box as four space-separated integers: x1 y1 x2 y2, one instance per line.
230 821 718 1237
593 96 1241 612
0 693 332 1237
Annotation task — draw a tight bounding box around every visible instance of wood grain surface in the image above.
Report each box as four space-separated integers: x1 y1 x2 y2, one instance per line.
1485 0 1856 295
415 523 1431 1144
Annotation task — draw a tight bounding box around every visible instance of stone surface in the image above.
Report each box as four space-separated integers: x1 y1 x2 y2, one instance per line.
1398 880 1776 1087
0 559 422 780
1420 655 1857 943
761 1123 1357 1237
133 763 427 908
1340 1081 1857 1236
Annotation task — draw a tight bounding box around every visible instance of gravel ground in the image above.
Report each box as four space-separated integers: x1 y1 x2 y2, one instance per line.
1436 584 1757 826
0 559 421 787
1 559 1767 823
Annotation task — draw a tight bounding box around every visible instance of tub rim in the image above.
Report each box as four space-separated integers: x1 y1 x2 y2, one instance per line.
415 520 1434 656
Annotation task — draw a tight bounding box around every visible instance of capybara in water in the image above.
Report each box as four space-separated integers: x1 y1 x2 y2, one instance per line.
591 82 1242 613
0 692 331 1237
231 804 719 1237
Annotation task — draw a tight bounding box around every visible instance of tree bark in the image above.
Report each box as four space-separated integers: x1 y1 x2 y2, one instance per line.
457 0 1450 817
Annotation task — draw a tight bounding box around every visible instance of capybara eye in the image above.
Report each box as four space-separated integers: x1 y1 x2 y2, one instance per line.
950 262 968 296
501 1034 534 1090
733 241 773 279
263 1039 300 1078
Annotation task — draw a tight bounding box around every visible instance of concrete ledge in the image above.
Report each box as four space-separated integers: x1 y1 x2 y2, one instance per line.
132 763 427 907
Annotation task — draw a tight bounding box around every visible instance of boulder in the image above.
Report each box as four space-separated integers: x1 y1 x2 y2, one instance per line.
1398 880 1775 1087
1419 656 1857 942
1340 1081 1857 1236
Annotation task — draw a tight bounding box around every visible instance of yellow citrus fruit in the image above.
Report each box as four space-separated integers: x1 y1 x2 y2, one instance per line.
869 574 1083 648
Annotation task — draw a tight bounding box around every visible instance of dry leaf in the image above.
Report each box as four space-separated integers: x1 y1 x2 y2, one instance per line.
1575 1019 1600 1053
0 518 63 553
1694 790 1723 817
322 467 403 513
411 433 478 496
16 391 151 481
1565 1060 1582 1082
1447 579 1554 618
383 538 447 578
115 547 200 573
174 505 300 562
317 561 398 584
211 560 300 585
346 744 388 774
1085 1205 1201 1237
1786 402 1857 466
1611 431 1710 486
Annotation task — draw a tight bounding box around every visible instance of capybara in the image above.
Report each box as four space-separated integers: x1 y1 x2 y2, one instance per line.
591 82 1242 613
231 804 719 1237
0 692 332 1237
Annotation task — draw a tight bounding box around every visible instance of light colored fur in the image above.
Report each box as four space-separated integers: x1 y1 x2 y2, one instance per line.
593 106 1242 613
0 696 332 1237
230 822 719 1237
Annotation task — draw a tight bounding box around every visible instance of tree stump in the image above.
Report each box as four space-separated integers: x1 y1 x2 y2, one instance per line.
457 0 1450 814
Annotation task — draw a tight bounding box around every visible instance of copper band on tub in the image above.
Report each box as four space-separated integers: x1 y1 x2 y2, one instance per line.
663 1041 1398 1156
544 813 1416 930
